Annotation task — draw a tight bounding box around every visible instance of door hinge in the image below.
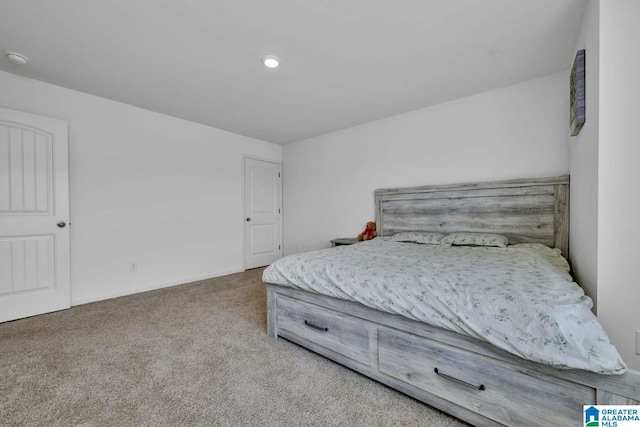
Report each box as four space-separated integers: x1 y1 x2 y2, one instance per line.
278 172 281 178
279 244 281 250
278 208 281 214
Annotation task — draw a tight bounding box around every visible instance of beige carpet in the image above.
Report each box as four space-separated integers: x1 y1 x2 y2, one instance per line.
0 268 467 426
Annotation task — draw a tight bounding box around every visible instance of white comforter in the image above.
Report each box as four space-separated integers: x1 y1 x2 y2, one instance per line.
263 238 626 374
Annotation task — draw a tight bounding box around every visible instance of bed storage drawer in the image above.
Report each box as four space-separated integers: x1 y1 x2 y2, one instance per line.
378 329 595 427
277 295 370 366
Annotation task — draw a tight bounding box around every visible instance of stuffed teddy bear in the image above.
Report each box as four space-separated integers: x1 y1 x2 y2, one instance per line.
358 221 378 241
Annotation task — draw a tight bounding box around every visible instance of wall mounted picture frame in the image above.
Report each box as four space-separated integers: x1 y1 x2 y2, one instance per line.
570 49 586 136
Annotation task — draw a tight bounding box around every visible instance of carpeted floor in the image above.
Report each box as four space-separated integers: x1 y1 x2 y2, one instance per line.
0 269 467 426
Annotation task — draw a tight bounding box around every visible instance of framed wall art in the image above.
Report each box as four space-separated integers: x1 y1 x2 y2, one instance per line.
570 49 586 136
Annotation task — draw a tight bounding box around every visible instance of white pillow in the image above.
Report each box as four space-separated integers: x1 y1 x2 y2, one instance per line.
441 232 509 248
391 232 445 245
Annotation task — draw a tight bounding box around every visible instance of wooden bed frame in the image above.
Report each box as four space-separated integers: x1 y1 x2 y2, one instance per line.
265 175 639 426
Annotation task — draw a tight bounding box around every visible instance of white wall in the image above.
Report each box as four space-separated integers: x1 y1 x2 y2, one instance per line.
568 0 600 310
283 72 569 254
597 0 640 370
0 71 281 304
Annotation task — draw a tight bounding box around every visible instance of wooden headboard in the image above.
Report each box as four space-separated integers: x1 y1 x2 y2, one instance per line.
375 175 570 256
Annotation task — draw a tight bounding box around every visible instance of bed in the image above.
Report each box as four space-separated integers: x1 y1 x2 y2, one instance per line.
263 175 640 426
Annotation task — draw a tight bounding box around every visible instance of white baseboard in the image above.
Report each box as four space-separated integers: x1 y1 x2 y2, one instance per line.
70 268 245 306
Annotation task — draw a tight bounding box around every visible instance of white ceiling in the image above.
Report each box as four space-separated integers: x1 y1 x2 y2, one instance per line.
0 0 585 144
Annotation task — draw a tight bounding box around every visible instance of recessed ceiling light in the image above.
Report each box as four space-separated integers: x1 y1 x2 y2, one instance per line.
6 52 29 66
262 55 280 69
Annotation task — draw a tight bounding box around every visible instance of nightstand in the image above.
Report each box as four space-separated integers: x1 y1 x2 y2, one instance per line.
330 237 359 247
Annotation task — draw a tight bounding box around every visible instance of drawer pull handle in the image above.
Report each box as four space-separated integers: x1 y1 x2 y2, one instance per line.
434 368 485 391
304 320 328 332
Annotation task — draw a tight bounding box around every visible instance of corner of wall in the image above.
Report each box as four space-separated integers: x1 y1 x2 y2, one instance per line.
567 0 600 311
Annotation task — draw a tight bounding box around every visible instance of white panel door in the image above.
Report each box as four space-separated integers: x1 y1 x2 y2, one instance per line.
244 158 281 269
0 107 70 322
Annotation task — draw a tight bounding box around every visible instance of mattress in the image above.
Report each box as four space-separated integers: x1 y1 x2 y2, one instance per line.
263 238 626 374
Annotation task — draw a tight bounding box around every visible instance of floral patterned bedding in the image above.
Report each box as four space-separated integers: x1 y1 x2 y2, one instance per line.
263 238 626 374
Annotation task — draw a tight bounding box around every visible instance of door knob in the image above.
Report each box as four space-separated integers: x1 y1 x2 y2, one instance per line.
57 221 67 228
246 217 252 222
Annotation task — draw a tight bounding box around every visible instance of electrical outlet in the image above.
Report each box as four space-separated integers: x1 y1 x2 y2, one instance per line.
129 262 138 272
636 331 640 355
295 245 300 252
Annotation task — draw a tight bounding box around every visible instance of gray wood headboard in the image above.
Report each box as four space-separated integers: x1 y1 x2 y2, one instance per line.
375 175 570 257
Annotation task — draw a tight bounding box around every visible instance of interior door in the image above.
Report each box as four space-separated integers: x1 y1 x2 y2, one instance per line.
0 107 70 323
244 158 281 269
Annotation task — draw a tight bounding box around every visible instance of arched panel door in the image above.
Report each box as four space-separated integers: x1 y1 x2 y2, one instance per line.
0 108 70 322
244 158 281 269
